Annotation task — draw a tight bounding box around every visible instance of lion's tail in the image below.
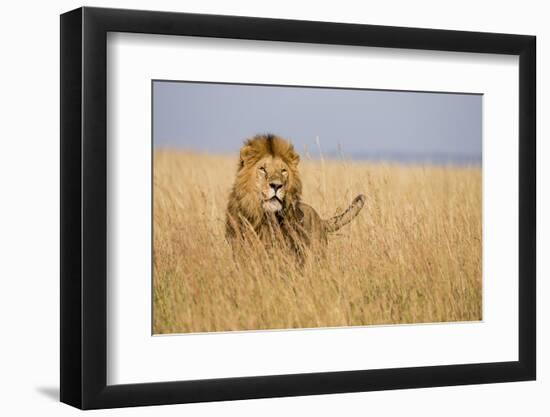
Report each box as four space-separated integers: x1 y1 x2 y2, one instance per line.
323 194 366 233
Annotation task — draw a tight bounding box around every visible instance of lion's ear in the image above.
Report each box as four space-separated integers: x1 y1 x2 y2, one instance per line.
239 145 255 166
287 146 300 167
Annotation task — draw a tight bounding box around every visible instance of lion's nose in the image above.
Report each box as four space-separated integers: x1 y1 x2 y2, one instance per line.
269 182 283 192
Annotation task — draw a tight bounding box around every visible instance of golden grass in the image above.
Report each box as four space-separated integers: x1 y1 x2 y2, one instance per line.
153 150 482 334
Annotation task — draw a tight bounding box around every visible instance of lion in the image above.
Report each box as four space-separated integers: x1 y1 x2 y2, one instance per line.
225 134 366 262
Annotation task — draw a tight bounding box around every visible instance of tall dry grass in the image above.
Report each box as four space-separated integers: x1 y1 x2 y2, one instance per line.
153 150 482 334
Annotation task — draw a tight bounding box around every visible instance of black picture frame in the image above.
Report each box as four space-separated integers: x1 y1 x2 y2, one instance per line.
60 6 536 410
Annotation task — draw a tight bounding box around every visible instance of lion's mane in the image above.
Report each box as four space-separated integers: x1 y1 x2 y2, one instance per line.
226 134 302 234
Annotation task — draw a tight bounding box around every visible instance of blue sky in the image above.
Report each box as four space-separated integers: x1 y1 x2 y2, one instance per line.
153 81 482 165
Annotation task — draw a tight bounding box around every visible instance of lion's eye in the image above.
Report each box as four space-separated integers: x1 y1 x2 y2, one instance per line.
259 167 267 176
281 169 288 176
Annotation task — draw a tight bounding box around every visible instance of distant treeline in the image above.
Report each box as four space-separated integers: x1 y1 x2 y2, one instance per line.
318 150 482 166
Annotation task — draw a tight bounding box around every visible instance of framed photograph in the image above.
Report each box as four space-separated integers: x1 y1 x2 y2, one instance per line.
60 6 536 409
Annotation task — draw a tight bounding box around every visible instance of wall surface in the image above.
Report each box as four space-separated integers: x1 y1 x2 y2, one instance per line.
0 0 545 415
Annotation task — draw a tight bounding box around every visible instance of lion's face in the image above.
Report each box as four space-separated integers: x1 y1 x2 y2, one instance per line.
229 135 302 224
255 155 291 213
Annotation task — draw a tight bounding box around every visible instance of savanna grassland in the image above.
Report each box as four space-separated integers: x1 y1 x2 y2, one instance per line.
153 150 482 334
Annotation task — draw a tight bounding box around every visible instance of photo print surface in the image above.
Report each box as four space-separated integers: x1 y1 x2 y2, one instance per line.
152 80 482 335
